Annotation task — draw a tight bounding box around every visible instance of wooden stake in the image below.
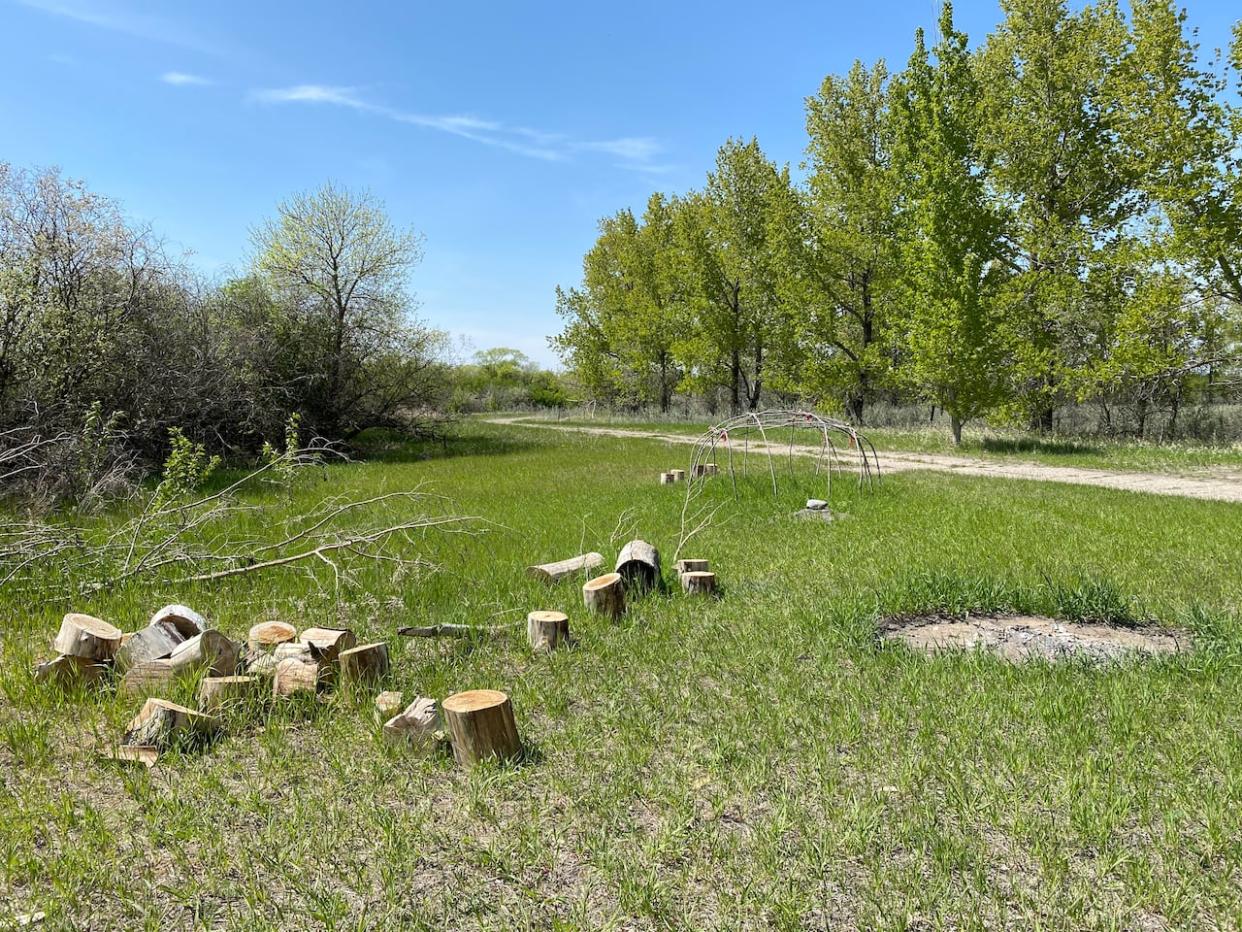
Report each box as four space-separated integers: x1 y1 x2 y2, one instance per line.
247 621 296 654
119 659 175 697
33 654 108 687
53 613 122 661
442 689 521 767
272 658 319 696
382 696 440 750
168 630 240 677
527 610 570 652
122 698 219 749
198 675 260 711
681 571 717 596
615 539 661 592
149 604 207 638
339 642 390 687
675 558 710 575
583 572 625 619
115 620 184 673
527 552 604 583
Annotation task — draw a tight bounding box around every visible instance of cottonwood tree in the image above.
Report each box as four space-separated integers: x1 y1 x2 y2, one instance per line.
254 183 443 437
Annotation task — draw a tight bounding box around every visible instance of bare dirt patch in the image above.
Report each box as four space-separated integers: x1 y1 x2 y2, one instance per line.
881 614 1188 662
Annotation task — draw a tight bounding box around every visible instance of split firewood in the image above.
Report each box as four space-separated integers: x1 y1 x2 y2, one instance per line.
659 472 675 485
375 690 404 718
101 745 159 768
675 558 710 575
33 654 108 687
149 604 207 638
53 613 123 661
119 659 175 697
339 642 390 686
247 621 296 654
198 675 260 711
527 610 570 652
442 689 521 767
272 658 319 696
168 630 240 677
616 539 661 592
114 620 184 673
583 572 625 620
299 626 357 666
382 696 441 750
681 571 717 596
526 552 604 583
122 698 219 750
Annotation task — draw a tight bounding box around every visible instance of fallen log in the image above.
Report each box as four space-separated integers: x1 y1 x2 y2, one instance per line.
115 620 184 673
527 552 604 583
122 698 219 750
247 621 296 654
272 658 319 696
150 604 207 638
382 696 440 750
527 610 570 652
442 689 521 767
583 572 625 620
168 630 240 677
53 613 123 661
675 558 710 575
616 539 660 592
339 642 389 687
681 571 717 596
34 654 108 687
198 675 260 711
119 659 175 697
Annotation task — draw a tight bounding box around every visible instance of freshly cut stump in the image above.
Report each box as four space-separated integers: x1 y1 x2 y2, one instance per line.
442 689 521 767
527 610 570 653
670 469 686 482
123 698 219 750
272 658 319 696
150 604 207 638
53 613 123 661
681 571 717 596
675 558 710 575
659 472 675 485
248 621 296 654
615 539 660 592
583 572 625 620
383 696 440 750
119 659 175 697
34 654 108 687
198 675 260 711
168 630 239 677
527 552 604 584
339 642 390 687
882 614 1188 663
115 621 184 673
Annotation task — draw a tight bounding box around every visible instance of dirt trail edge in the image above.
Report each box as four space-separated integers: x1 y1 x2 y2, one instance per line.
485 417 1242 504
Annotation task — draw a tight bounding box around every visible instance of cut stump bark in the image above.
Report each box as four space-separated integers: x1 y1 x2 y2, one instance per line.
34 654 107 687
527 610 570 652
616 539 660 592
115 620 184 673
122 698 219 750
53 613 122 661
150 604 207 638
272 658 319 696
527 552 604 583
442 689 521 767
383 696 440 750
583 572 625 620
198 675 260 711
248 621 297 654
681 571 717 596
675 558 710 575
168 630 239 677
339 642 390 687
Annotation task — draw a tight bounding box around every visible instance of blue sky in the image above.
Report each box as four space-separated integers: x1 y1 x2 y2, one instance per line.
2 1 1238 365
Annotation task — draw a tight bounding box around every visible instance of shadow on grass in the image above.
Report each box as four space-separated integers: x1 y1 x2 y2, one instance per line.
351 427 539 464
979 436 1103 457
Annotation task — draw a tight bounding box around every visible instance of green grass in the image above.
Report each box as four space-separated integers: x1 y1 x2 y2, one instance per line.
512 413 1242 475
2 420 1241 929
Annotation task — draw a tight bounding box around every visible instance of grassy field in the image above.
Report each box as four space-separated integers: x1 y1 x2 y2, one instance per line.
511 413 1242 476
2 420 1241 929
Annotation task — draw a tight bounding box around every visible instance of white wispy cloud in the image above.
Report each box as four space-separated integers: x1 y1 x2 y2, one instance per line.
250 84 666 169
17 0 222 54
161 71 212 86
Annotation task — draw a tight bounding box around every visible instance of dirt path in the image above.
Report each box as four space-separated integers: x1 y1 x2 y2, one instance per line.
486 417 1242 504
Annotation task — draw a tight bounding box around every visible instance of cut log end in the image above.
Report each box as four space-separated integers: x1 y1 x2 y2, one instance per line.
676 558 710 575
659 472 675 485
150 604 207 638
442 689 521 767
615 539 660 593
248 621 297 654
670 469 686 481
168 630 240 677
272 658 319 697
339 642 390 687
527 610 570 652
681 571 717 596
53 613 123 661
583 572 626 620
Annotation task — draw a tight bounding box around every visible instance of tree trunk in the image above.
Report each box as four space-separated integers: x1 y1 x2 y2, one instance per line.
34 654 108 687
676 558 710 575
527 611 570 653
583 572 626 620
950 414 963 446
299 627 358 667
442 689 521 767
149 604 207 639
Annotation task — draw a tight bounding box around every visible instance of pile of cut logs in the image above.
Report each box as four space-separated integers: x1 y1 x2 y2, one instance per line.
658 463 717 484
34 606 524 768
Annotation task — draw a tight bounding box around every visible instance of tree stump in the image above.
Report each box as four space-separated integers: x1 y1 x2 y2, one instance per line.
704 463 718 476
122 698 219 750
53 613 123 661
383 696 440 750
527 611 570 652
442 689 521 767
671 469 686 481
119 659 176 697
299 627 357 667
527 552 603 583
583 572 625 620
198 675 260 711
272 658 319 696
675 558 710 575
248 621 296 654
616 539 660 592
150 604 207 638
375 690 405 719
339 642 390 687
659 472 675 485
33 654 108 687
115 620 184 673
681 571 717 596
168 630 239 677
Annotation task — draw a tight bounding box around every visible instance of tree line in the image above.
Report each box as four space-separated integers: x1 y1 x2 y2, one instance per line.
553 0 1242 442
